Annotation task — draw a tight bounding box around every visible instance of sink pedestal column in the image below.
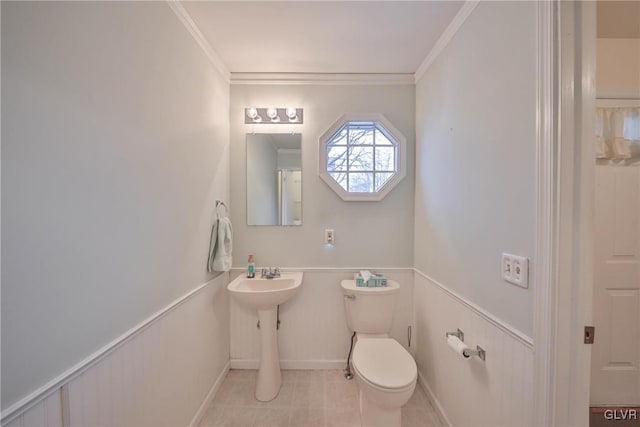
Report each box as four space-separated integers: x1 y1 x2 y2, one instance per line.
256 307 281 401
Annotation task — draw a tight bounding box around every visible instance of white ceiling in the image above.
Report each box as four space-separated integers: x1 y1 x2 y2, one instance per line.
181 1 464 74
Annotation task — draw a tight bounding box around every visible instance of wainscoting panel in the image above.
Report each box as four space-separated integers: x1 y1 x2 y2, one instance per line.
66 274 230 427
414 271 534 427
3 391 62 427
4 274 230 427
229 269 415 367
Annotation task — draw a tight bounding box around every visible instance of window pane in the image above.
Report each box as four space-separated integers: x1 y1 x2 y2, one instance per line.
375 146 395 171
328 127 347 146
349 146 373 171
327 146 348 171
349 173 374 193
329 172 348 191
348 127 374 145
375 173 394 191
375 129 393 145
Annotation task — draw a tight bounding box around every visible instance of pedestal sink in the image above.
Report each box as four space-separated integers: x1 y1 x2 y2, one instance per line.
227 271 303 401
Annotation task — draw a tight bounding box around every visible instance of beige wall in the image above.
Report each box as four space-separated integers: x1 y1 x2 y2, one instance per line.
230 84 415 268
596 38 640 98
414 1 536 336
1 1 230 410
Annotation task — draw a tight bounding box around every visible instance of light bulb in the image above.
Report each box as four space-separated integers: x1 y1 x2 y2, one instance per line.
246 107 258 120
285 107 298 121
266 108 278 120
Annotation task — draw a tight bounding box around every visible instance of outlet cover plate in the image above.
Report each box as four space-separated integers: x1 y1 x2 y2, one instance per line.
501 253 529 289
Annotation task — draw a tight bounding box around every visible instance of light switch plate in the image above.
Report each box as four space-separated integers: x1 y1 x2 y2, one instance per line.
325 229 334 245
501 253 529 288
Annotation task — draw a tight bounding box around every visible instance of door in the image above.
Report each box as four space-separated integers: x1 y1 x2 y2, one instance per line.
591 165 640 405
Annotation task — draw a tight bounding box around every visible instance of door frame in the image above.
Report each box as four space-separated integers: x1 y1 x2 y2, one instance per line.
533 1 596 426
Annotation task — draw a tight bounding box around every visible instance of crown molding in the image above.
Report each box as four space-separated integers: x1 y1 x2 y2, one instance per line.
414 0 480 83
166 0 231 82
230 72 415 86
168 0 478 86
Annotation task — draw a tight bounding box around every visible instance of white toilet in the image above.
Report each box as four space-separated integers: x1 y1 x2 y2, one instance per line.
340 279 417 427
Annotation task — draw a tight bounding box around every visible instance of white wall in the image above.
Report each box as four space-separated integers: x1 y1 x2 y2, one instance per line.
414 273 533 427
413 2 537 424
5 275 230 427
414 1 536 338
230 84 415 268
1 1 230 413
229 83 415 370
64 276 230 427
596 38 640 99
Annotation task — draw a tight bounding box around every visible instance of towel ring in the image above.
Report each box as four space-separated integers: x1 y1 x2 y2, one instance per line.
215 200 228 217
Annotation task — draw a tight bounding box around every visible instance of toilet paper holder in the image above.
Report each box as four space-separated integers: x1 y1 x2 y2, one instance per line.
445 328 486 361
445 328 464 342
463 345 486 361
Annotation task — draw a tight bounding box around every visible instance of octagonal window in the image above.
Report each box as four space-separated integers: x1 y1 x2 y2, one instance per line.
319 114 406 201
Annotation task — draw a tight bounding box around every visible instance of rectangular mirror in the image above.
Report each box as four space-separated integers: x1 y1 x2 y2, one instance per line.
247 133 302 226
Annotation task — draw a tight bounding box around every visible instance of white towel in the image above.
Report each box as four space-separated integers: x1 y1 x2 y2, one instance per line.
208 217 233 272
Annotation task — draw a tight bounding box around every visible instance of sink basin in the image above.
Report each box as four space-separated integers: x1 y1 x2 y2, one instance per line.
227 271 304 402
227 272 303 310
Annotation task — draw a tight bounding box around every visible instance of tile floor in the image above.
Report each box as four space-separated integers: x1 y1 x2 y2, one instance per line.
198 369 443 427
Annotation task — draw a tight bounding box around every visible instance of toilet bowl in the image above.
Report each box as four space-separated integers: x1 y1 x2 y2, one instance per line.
352 337 417 427
340 279 417 427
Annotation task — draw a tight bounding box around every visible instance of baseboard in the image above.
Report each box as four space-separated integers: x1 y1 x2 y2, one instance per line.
189 361 231 427
229 359 347 370
418 372 451 427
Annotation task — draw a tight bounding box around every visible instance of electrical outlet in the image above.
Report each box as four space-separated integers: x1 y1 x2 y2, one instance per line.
325 229 334 245
502 254 513 280
502 253 529 288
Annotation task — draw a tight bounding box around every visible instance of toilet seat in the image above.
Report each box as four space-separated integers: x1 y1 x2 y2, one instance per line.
352 338 417 391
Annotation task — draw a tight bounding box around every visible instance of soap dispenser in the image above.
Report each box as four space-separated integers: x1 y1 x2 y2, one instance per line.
247 255 255 278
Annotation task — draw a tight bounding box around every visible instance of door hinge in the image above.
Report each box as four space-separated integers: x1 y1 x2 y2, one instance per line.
584 326 595 344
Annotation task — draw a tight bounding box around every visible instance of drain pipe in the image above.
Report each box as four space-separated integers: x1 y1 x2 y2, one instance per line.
344 331 356 380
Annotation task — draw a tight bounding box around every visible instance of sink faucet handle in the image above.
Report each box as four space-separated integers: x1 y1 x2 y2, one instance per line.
273 267 280 277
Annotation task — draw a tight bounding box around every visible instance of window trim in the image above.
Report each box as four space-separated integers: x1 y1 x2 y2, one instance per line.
319 113 407 201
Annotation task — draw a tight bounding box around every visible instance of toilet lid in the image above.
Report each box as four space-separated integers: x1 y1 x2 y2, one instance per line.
352 339 417 390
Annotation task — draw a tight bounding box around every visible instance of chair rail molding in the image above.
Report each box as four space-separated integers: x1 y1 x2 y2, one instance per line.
0 274 228 426
414 269 532 347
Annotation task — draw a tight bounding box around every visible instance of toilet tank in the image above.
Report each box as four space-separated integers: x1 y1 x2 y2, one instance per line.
340 280 400 334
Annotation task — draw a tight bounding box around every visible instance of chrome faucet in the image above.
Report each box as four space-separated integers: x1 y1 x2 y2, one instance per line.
261 267 281 279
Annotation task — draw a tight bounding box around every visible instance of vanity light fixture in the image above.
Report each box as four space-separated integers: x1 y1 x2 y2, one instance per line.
244 107 304 124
